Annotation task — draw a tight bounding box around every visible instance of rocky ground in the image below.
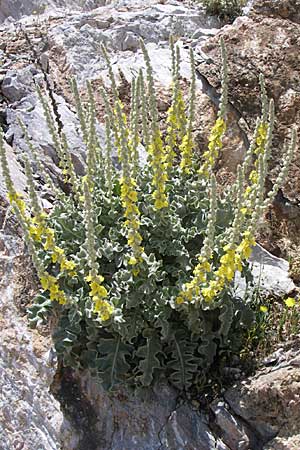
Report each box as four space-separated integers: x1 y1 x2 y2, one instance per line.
0 0 300 449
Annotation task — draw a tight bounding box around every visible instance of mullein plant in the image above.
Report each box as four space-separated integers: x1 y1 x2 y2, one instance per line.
0 38 296 391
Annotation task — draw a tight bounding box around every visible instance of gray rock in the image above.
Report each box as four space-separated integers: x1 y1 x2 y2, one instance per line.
122 31 140 51
0 231 70 450
0 0 109 23
0 142 27 198
5 89 106 176
225 353 300 446
58 371 227 450
48 0 220 84
235 244 295 298
1 65 38 102
211 401 254 450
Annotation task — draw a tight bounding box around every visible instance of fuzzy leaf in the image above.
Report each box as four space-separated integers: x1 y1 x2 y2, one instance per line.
167 329 200 391
96 336 132 389
136 329 162 386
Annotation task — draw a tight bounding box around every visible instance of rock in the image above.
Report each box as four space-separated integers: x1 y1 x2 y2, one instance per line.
5 89 106 176
264 434 300 450
0 142 27 198
122 31 140 51
54 370 229 450
249 0 300 23
225 348 300 447
0 0 108 23
1 65 38 102
235 244 296 298
194 5 300 257
47 0 220 84
0 229 70 450
211 401 255 450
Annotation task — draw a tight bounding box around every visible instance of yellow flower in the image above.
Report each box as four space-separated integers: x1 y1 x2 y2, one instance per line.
40 273 56 291
49 284 60 298
128 256 138 265
284 297 296 308
29 224 44 242
199 117 226 178
54 291 67 305
154 198 169 210
176 296 185 305
90 281 108 298
60 258 77 275
93 298 114 321
39 273 67 305
44 230 55 250
51 246 65 263
249 170 258 184
260 305 268 313
85 273 104 284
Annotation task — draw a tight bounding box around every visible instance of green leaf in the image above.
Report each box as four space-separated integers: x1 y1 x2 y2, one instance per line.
96 336 132 389
167 329 200 391
136 329 162 386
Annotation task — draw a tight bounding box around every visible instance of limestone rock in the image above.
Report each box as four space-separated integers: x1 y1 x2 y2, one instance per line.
0 142 27 198
235 244 296 298
54 370 229 450
0 0 109 24
249 0 300 23
1 65 38 102
47 0 220 84
225 345 300 448
0 227 69 450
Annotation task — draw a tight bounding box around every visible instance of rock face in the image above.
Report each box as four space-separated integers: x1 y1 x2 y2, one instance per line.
225 343 300 450
1 1 300 449
0 225 65 450
0 0 109 23
54 371 229 450
194 0 300 257
250 0 300 23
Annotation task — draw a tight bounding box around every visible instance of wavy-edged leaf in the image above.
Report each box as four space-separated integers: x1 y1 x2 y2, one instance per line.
52 307 83 368
27 293 53 327
136 329 162 386
96 336 132 389
167 329 200 391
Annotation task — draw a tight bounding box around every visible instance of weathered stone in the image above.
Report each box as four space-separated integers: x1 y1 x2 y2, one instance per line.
1 65 38 102
225 353 300 446
0 0 109 23
54 370 228 450
0 230 67 450
211 401 254 450
47 0 221 84
5 90 106 176
0 142 27 198
194 3 300 259
249 0 300 23
235 244 296 298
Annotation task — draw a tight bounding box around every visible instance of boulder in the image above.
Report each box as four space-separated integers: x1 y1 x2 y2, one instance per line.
235 244 296 298
249 0 300 23
225 344 300 449
54 370 229 450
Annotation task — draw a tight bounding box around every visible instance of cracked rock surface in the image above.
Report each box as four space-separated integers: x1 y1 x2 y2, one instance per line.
0 0 300 449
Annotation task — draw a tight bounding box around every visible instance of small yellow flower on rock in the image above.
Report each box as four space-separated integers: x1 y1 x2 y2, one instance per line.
284 297 296 308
